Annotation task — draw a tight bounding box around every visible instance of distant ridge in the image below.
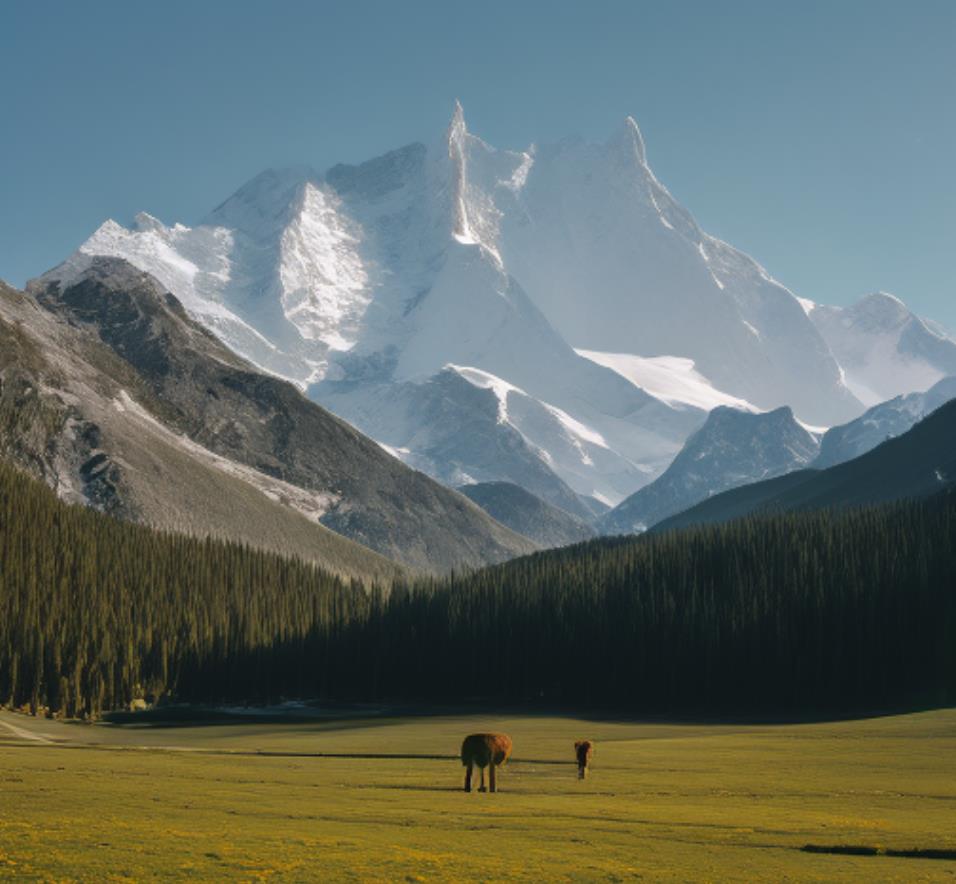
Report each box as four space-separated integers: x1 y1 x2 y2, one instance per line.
653 398 956 533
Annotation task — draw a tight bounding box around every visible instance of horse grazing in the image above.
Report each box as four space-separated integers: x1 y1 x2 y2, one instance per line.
575 740 594 779
461 733 513 793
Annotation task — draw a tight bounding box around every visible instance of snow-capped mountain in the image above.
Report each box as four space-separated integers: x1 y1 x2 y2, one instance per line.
600 406 821 534
495 118 860 427
46 102 949 514
326 366 602 521
807 293 956 406
815 375 956 468
44 105 715 506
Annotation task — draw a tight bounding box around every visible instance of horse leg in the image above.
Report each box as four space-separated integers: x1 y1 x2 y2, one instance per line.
489 762 497 793
478 766 487 792
464 762 473 793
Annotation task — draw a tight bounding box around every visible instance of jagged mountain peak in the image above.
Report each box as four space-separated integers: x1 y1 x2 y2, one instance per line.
326 142 427 200
608 114 648 165
204 165 319 233
132 211 168 233
601 402 820 534
449 98 467 135
707 403 795 426
687 403 817 451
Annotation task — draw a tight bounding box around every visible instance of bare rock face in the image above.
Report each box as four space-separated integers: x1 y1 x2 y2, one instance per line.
0 303 124 516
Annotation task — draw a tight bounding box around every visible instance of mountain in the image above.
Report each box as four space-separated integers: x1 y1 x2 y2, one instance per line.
495 118 860 427
328 367 599 522
458 481 596 547
601 406 820 534
51 108 713 508
0 278 402 583
807 293 956 406
50 104 895 514
815 375 956 468
654 398 956 533
18 259 535 573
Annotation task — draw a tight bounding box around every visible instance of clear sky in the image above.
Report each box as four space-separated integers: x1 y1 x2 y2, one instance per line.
2 0 954 327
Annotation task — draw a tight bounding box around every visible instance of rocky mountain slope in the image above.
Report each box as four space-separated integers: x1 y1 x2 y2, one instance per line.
14 259 535 573
601 406 820 534
458 481 596 547
0 279 402 582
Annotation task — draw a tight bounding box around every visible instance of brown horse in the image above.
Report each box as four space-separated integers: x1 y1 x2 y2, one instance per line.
575 740 594 779
461 733 513 793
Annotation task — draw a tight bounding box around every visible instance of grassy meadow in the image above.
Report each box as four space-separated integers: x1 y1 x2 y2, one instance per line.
1 708 955 881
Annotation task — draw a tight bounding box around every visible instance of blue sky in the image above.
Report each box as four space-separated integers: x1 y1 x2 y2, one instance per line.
2 0 954 327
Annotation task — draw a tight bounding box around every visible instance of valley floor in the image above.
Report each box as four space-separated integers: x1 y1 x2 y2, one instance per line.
1 708 955 881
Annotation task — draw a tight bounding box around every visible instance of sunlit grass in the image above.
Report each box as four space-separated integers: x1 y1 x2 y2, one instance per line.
1 709 955 880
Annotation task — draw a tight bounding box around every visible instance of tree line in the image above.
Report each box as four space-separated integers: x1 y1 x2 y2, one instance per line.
1 459 953 717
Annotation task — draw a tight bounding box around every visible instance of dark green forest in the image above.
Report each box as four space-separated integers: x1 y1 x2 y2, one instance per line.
1 459 954 717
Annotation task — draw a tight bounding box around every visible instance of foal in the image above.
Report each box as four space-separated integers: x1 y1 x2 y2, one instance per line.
574 740 594 779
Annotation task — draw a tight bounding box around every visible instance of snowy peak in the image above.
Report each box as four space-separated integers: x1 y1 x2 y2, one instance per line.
497 120 860 425
448 98 467 142
132 211 167 234
848 291 911 329
446 100 471 243
435 101 534 266
206 165 317 231
810 291 956 406
608 115 647 166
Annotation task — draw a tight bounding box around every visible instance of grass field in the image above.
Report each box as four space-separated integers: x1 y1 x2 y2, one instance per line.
2 707 955 881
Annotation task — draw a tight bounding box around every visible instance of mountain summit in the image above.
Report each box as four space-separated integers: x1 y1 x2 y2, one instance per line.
43 104 946 511
808 292 956 406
